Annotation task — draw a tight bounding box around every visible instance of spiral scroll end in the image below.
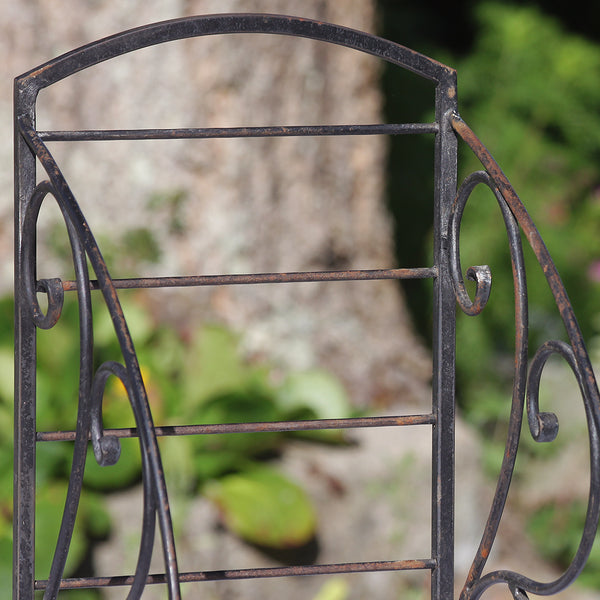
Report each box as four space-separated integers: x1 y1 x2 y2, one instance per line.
463 265 492 316
534 412 559 443
33 277 64 329
95 435 121 467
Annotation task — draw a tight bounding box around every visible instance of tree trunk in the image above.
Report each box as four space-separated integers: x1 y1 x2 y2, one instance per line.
3 0 430 407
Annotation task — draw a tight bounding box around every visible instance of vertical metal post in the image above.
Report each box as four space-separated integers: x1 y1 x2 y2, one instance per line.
13 81 37 600
431 72 458 600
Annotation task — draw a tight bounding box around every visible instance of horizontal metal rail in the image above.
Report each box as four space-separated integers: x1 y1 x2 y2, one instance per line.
37 413 436 443
34 559 438 590
57 267 437 292
38 122 439 142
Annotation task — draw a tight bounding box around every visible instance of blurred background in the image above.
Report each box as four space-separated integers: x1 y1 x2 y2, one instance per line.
1 0 600 598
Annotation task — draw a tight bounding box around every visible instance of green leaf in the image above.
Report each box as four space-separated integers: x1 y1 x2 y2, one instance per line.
191 390 284 461
182 326 270 412
35 482 88 579
160 436 198 493
0 347 14 405
0 535 12 586
121 227 162 264
198 390 281 426
278 370 351 420
204 466 317 548
313 578 350 600
193 450 251 481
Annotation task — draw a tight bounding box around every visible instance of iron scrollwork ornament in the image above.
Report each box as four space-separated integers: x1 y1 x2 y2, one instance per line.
448 112 600 600
18 117 182 600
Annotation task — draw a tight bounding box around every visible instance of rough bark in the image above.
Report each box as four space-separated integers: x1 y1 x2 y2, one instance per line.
2 0 431 407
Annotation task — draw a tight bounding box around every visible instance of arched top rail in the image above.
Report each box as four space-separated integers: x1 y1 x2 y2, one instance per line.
15 12 455 104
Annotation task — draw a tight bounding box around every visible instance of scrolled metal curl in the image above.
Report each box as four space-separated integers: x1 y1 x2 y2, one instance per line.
465 339 600 600
448 170 518 317
451 166 530 600
21 181 70 329
525 341 572 444
451 112 600 600
20 179 98 600
89 359 159 599
18 116 181 600
90 361 129 467
33 277 64 330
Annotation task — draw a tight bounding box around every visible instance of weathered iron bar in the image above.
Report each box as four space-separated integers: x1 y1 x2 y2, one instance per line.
35 559 438 590
38 123 438 142
36 414 436 443
59 267 438 292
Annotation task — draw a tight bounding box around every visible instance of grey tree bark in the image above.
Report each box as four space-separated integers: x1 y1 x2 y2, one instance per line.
2 0 431 408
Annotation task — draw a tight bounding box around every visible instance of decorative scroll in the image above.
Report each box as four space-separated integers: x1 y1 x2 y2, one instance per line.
18 116 182 600
449 112 600 600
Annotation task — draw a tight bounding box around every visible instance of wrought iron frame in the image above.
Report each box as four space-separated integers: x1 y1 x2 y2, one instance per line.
13 13 600 600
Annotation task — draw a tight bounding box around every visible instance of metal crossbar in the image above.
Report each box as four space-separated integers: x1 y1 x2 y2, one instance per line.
37 123 439 141
13 13 600 600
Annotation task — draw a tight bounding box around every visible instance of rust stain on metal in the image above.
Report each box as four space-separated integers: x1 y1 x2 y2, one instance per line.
35 559 437 590
37 413 436 443
58 267 437 292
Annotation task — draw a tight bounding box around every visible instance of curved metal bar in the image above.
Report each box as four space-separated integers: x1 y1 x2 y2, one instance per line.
22 181 96 600
15 13 454 105
451 113 600 599
449 169 530 598
21 182 64 330
526 342 563 444
525 342 600 587
15 14 598 599
90 361 158 600
466 340 600 600
448 171 496 317
18 118 181 599
90 363 127 469
450 112 599 405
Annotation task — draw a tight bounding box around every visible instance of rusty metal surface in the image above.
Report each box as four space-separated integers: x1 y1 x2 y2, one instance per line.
13 12 599 600
58 267 438 292
449 113 600 600
34 559 438 591
38 122 439 142
36 413 437 443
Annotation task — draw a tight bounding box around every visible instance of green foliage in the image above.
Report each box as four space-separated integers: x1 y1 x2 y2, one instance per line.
383 3 600 587
91 227 162 278
3 287 354 584
452 1 600 432
279 371 351 421
83 293 352 545
121 227 162 265
451 4 600 586
527 500 600 589
312 577 350 600
34 483 108 579
204 466 317 548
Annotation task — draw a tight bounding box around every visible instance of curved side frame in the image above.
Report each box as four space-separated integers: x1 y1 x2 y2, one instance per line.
449 113 600 600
